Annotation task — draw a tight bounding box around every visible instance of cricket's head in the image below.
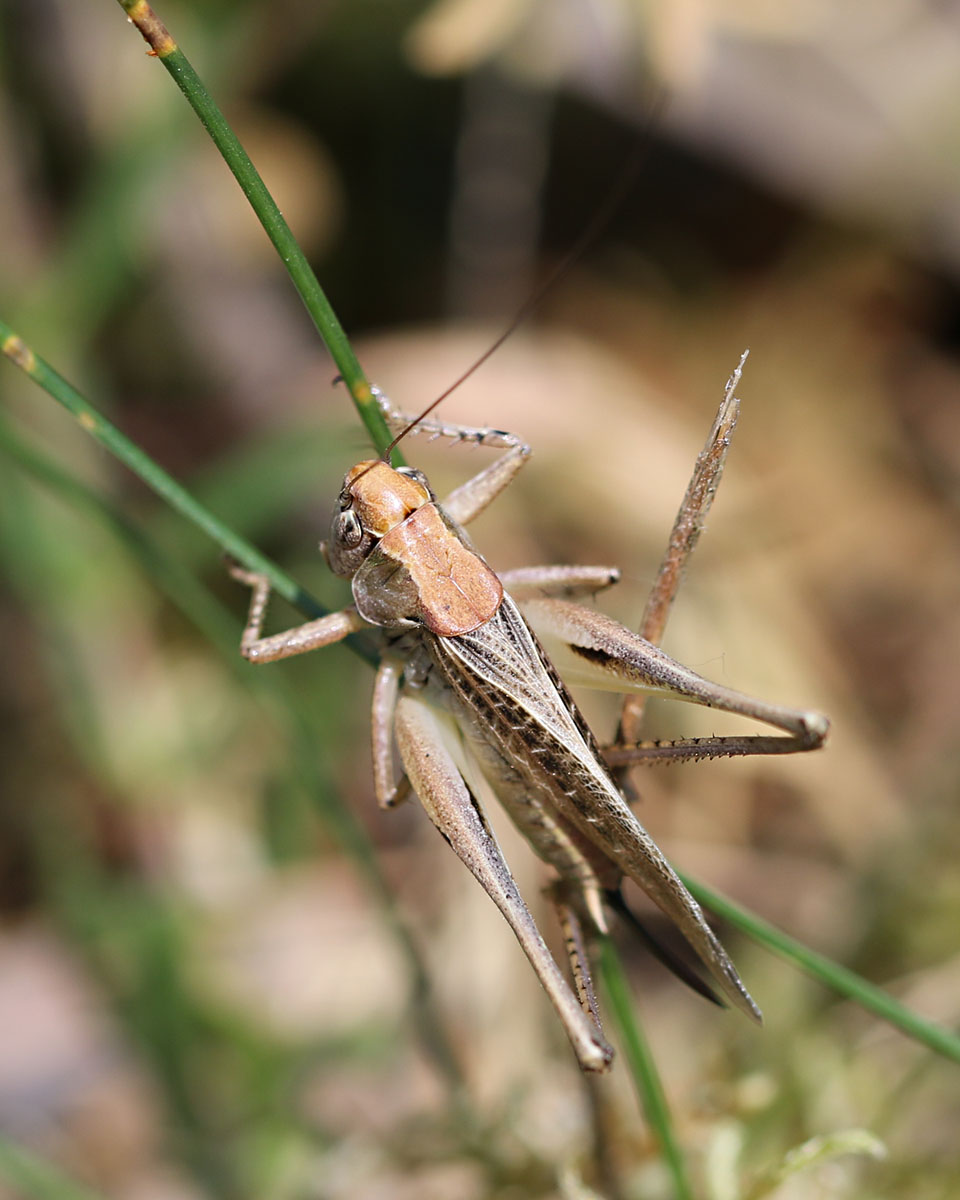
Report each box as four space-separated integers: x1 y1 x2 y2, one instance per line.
323 459 433 577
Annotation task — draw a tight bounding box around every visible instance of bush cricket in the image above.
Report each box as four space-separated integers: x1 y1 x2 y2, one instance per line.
228 354 829 1073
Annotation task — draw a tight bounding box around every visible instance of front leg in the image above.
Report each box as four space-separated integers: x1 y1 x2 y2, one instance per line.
374 387 531 527
375 386 526 451
228 562 366 663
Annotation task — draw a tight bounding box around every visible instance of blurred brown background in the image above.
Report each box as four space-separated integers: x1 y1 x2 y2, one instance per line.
1 2 960 1198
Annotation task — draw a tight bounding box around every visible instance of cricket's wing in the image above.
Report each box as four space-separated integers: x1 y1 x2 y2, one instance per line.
431 594 763 1023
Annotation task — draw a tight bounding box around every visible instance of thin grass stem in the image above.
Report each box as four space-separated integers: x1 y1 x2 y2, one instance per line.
0 319 375 667
683 873 960 1065
113 0 397 461
598 936 694 1200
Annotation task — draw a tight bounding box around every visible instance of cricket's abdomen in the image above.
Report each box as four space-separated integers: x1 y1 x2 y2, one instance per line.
456 707 618 931
429 598 628 893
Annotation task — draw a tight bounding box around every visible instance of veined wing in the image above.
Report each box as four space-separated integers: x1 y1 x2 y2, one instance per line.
431 593 762 1023
443 595 607 768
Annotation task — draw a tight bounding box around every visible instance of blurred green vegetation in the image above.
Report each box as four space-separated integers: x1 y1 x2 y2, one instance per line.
3 2 960 1198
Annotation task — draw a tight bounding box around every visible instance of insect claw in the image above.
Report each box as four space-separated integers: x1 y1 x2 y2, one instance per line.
382 776 412 808
223 556 273 597
586 887 609 934
223 553 257 586
801 711 830 747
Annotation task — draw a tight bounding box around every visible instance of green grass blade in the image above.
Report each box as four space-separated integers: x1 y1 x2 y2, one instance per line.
113 0 398 461
0 319 374 666
598 936 694 1200
0 1138 106 1200
683 873 960 1065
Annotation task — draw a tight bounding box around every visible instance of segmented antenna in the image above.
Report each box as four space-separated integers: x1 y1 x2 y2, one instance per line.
382 101 664 461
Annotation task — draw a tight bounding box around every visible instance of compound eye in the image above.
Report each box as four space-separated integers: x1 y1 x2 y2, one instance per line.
336 508 363 548
397 466 429 488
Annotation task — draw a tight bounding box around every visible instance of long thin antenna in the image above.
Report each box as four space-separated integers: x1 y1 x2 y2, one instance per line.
383 96 666 461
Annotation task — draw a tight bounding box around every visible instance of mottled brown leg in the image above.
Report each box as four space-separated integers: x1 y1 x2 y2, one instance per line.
228 562 366 663
500 564 621 599
371 659 411 808
619 354 744 751
394 694 614 1073
547 883 606 1033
